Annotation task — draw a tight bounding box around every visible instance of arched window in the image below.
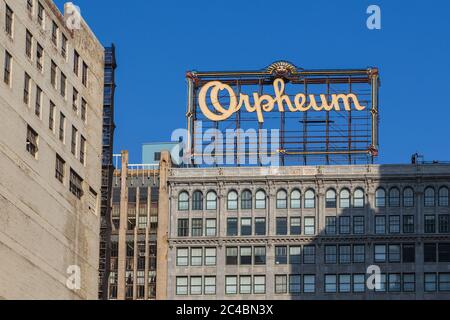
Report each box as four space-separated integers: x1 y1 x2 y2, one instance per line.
206 191 217 210
178 191 189 211
241 190 252 210
375 188 386 207
290 189 301 209
424 187 435 207
403 187 414 207
304 189 315 209
325 189 337 208
389 188 400 207
192 190 203 210
339 189 350 208
276 189 287 209
353 188 365 208
227 190 238 210
255 190 266 209
439 186 449 207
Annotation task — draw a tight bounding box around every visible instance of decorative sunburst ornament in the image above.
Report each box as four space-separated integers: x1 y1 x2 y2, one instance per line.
266 61 298 76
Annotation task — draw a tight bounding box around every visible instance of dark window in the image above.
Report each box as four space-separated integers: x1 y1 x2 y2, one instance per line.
424 187 435 207
353 244 365 263
375 215 386 234
52 21 58 45
50 60 57 87
339 216 351 234
240 218 252 236
241 190 252 209
191 218 203 237
325 216 337 235
254 247 266 265
49 101 55 131
439 215 450 233
4 50 12 85
37 2 44 26
403 187 414 207
60 72 66 97
403 215 415 233
324 245 337 264
226 247 238 265
227 218 238 236
69 169 83 199
81 99 87 122
71 126 77 155
26 125 38 158
36 43 43 71
303 245 316 264
389 188 400 207
80 136 86 165
192 191 203 210
82 62 88 86
73 50 80 75
177 219 189 237
59 113 65 142
438 243 450 263
5 5 13 36
425 215 436 233
61 34 67 58
289 246 301 264
72 88 78 112
290 217 301 235
353 216 365 234
24 72 31 105
255 218 266 236
403 274 415 292
402 244 415 263
276 217 288 235
26 30 33 58
389 215 400 234
439 187 449 207
240 247 252 265
424 243 437 263
35 86 42 117
275 246 287 265
375 188 386 207
388 244 401 263
55 154 65 183
154 152 161 161
339 245 351 264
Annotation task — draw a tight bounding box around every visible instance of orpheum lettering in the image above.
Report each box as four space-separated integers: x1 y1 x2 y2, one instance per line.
198 78 366 123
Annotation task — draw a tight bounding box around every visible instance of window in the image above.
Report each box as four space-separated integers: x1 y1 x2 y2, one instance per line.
354 188 365 208
192 191 203 210
59 113 65 142
204 276 216 295
69 169 83 199
438 243 450 262
289 246 301 264
27 0 34 14
276 217 288 235
205 219 216 236
339 216 351 234
275 275 287 294
241 218 252 236
177 219 189 237
439 187 449 207
176 277 188 295
227 218 238 236
424 243 437 263
439 215 450 233
26 30 33 59
290 189 301 209
325 189 337 208
4 50 12 85
225 276 237 295
191 218 203 237
226 247 238 265
353 244 365 263
36 43 43 72
375 274 387 292
389 215 400 234
374 244 386 262
339 189 350 208
303 275 315 293
424 215 436 233
37 2 44 27
276 189 287 209
325 275 337 293
403 187 414 207
79 136 86 165
325 216 337 235
353 216 365 234
424 187 435 207
5 5 13 37
303 245 315 264
402 244 415 263
55 154 65 183
275 246 287 265
254 247 266 265
51 21 58 45
26 126 38 158
388 274 401 292
176 248 188 266
81 99 87 122
82 62 88 86
206 191 217 210
388 244 401 262
339 274 351 293
23 73 31 105
239 276 252 294
439 273 450 292
50 60 57 88
304 189 315 208
49 101 55 131
73 50 80 75
253 276 266 294
375 215 386 234
241 190 252 209
61 34 67 59
289 275 301 294
34 86 42 117
73 88 79 112
227 190 238 210
290 217 301 235
255 190 266 209
60 72 66 98
304 217 315 235
240 247 252 265
425 273 437 292
353 274 365 293
325 245 337 264
190 248 202 266
190 277 202 295
403 215 415 233
389 188 400 207
178 192 189 211
71 126 77 155
339 245 351 264
375 188 386 207
255 218 266 236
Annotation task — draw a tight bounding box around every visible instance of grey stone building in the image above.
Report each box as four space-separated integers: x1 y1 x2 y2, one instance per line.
161 163 450 300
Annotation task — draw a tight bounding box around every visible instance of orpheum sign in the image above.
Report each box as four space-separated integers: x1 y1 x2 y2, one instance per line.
186 61 380 166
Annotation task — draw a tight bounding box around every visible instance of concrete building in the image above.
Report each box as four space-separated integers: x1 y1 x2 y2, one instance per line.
159 163 450 300
0 0 104 299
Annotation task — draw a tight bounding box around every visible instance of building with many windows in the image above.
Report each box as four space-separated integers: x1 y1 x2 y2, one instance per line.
158 162 450 299
0 0 104 299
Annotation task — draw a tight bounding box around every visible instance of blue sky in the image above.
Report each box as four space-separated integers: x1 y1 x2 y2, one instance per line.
56 0 450 164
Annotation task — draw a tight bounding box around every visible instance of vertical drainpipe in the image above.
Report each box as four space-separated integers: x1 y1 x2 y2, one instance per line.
117 151 129 300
